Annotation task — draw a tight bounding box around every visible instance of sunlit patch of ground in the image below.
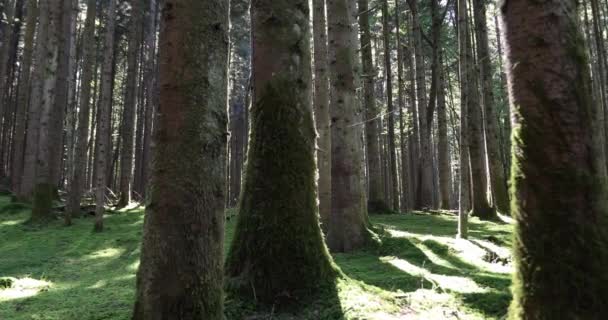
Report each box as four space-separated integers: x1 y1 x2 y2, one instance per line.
0 277 52 301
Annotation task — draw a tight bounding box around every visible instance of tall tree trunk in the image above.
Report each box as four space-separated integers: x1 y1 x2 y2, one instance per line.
437 51 452 210
117 0 143 207
94 0 117 232
132 0 228 316
457 0 470 238
66 0 97 223
408 0 433 209
358 0 386 213
10 0 36 193
313 0 331 225
590 0 608 174
494 15 511 182
226 0 336 304
466 11 495 220
326 0 370 252
382 0 399 211
395 0 409 212
0 1 16 170
405 12 419 210
31 0 61 223
502 0 608 317
141 0 158 199
472 0 509 214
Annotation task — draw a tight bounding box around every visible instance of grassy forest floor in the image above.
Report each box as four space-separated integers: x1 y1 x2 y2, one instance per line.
0 195 513 319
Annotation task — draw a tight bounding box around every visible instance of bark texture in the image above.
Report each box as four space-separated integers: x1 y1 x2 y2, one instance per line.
226 0 336 305
132 0 229 318
326 0 370 252
502 0 608 318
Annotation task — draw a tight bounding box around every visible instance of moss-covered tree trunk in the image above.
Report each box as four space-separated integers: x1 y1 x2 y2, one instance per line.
326 0 370 252
93 0 117 232
313 0 331 226
226 0 336 305
132 0 229 318
30 0 61 224
472 0 509 215
501 1 608 318
358 0 387 213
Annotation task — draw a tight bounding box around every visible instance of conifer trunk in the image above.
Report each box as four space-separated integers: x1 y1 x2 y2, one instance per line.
502 0 608 317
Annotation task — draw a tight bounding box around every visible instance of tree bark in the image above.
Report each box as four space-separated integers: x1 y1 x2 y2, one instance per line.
437 51 452 210
457 0 470 238
132 0 228 317
395 0 409 212
313 0 331 225
501 0 608 317
94 0 117 232
326 0 370 252
31 0 61 223
225 0 336 304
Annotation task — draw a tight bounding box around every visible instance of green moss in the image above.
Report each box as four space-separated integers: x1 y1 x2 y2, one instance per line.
225 73 338 306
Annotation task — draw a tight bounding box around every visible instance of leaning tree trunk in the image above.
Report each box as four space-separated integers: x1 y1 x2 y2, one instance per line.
313 0 331 226
225 0 336 304
132 0 229 317
94 0 117 232
358 0 387 213
502 0 608 318
326 0 370 252
66 0 97 223
472 0 509 215
31 0 61 223
117 0 143 207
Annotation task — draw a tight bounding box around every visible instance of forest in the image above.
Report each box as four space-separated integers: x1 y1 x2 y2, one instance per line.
0 0 607 319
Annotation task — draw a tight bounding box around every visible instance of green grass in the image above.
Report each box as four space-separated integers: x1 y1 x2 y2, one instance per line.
0 197 513 319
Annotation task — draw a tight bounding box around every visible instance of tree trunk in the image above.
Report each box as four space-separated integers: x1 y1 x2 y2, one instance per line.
132 0 228 317
141 0 158 199
466 11 495 220
405 11 419 210
31 0 61 223
117 0 143 207
313 0 331 225
225 0 336 304
325 0 370 252
437 51 452 210
457 0 470 238
381 0 399 211
501 0 608 317
10 0 36 194
94 0 117 232
395 0 409 212
472 0 509 214
66 0 97 223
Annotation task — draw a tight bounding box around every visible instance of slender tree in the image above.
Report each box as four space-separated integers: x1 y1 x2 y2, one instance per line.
359 0 387 213
313 0 331 225
457 0 470 238
437 51 452 210
502 0 608 317
226 0 336 303
94 0 117 232
66 0 98 223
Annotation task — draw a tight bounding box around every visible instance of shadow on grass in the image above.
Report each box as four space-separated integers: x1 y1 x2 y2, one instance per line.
333 215 513 319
